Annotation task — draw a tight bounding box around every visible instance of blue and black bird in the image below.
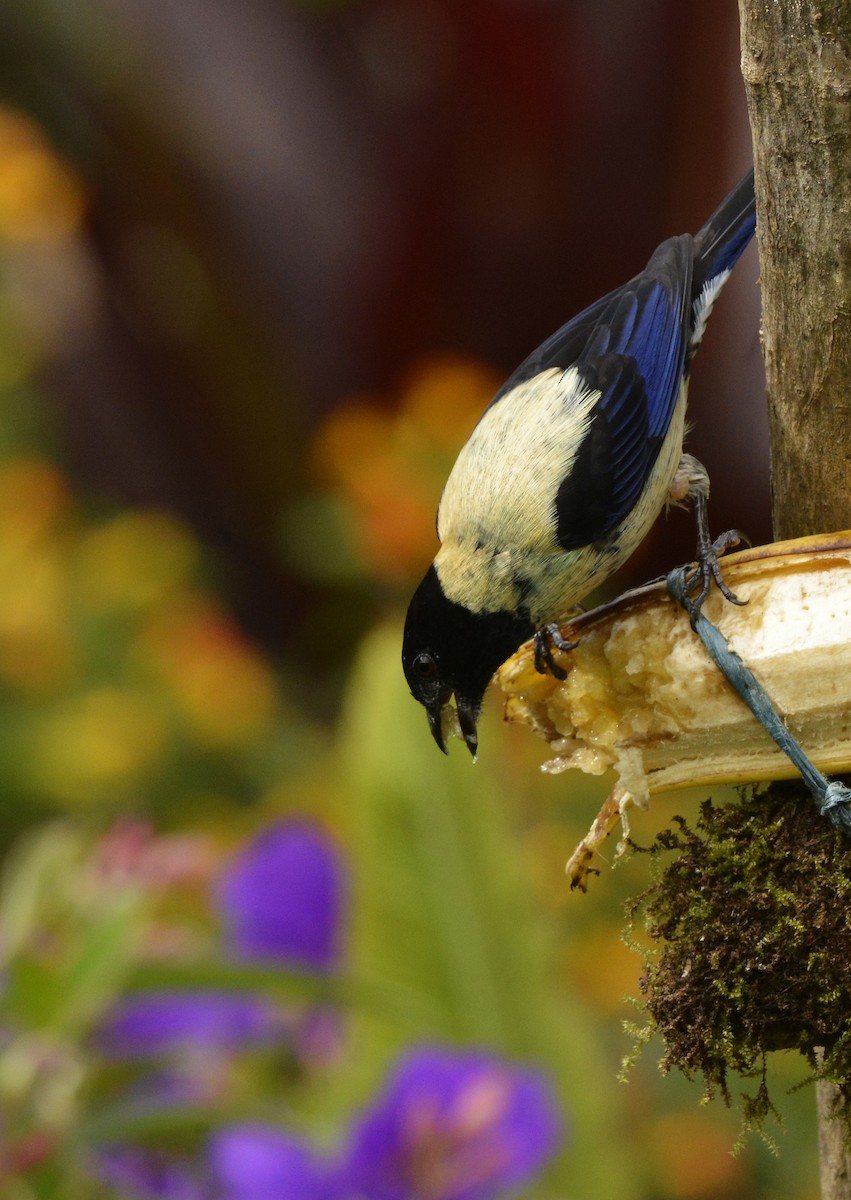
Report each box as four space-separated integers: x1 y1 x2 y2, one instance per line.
402 169 757 756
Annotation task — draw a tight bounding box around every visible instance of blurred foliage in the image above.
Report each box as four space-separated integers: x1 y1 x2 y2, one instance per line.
0 33 818 1200
0 451 324 833
0 105 322 838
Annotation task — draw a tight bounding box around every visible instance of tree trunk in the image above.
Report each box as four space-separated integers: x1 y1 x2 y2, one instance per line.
738 2 851 1195
738 0 851 541
818 1069 851 1200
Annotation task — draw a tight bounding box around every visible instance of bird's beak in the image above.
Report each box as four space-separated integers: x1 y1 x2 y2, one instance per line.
455 696 479 760
425 691 479 759
426 693 450 755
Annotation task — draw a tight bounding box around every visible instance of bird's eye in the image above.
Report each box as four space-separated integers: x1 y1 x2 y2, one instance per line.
412 652 436 680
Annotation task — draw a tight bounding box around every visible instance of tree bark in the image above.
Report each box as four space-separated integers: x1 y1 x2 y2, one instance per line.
739 3 851 1195
738 0 851 540
818 1070 851 1200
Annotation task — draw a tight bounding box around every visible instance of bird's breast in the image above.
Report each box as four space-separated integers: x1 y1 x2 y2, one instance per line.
438 366 598 545
433 367 689 627
433 366 601 618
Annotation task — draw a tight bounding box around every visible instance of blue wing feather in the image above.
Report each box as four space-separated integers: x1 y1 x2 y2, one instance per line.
478 172 755 551
551 236 692 545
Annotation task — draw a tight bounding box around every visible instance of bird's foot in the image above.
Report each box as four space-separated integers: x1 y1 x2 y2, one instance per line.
683 491 750 615
533 623 577 679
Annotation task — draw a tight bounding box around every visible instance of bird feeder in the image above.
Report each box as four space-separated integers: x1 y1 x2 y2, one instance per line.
493 532 851 888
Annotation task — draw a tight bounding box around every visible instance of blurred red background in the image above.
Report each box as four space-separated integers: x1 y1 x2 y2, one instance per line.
0 0 766 683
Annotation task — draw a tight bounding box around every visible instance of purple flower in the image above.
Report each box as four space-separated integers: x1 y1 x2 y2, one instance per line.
216 821 345 970
91 1046 563 1200
335 1047 563 1200
208 1126 332 1200
93 1145 205 1200
97 820 345 1064
98 992 286 1057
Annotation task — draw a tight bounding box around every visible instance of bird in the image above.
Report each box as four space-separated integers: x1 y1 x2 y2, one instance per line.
402 169 757 758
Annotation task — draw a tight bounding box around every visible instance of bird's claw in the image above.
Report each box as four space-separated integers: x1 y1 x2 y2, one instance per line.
533 623 577 679
683 523 751 615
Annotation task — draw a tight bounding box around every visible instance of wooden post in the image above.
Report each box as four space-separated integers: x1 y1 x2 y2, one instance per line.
818 1069 851 1200
738 2 851 1193
738 0 851 540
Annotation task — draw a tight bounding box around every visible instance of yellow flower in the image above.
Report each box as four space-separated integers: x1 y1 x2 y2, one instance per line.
75 511 199 615
0 107 86 242
30 688 168 805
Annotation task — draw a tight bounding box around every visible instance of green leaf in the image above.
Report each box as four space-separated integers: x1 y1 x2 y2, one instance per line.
53 890 146 1036
124 959 443 1028
334 622 642 1199
0 824 85 960
0 823 148 1036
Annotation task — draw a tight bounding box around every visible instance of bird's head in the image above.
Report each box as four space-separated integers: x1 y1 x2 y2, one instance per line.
402 565 534 757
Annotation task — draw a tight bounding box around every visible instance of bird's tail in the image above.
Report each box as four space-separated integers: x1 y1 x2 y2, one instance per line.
692 168 756 291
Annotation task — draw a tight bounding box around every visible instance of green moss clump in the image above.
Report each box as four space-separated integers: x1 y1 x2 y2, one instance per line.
627 783 851 1128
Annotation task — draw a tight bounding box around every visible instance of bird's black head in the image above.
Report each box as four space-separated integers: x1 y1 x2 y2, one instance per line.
402 565 534 757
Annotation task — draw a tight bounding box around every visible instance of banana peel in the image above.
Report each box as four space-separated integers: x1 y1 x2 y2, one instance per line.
494 532 851 888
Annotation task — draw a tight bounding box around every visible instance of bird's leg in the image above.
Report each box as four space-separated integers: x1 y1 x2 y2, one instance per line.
670 454 749 614
533 623 577 679
688 489 749 609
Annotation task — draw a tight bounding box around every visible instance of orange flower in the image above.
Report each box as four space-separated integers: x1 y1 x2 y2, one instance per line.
310 354 501 585
140 597 280 747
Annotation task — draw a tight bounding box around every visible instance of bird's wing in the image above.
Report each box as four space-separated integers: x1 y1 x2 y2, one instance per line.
553 351 652 548
555 237 693 548
504 235 693 549
593 234 692 439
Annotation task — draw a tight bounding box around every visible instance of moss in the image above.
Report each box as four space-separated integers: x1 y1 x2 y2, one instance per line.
626 782 851 1130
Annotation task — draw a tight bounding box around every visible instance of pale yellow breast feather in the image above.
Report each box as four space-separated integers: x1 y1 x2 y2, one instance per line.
438 367 599 552
433 369 691 625
434 367 598 614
